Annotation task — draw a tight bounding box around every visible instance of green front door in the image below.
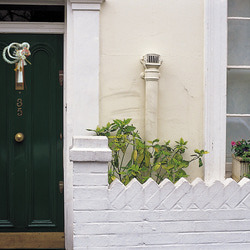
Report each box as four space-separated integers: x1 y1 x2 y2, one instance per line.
0 34 64 234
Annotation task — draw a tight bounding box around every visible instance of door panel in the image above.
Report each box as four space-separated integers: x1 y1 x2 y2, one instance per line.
0 34 63 233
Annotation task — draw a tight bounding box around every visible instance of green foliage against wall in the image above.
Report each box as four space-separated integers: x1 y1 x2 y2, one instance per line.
88 119 208 185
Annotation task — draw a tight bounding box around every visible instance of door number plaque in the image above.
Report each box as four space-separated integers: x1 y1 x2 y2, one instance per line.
17 98 23 116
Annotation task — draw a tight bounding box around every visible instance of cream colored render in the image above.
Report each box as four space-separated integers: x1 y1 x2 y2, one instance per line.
99 0 204 181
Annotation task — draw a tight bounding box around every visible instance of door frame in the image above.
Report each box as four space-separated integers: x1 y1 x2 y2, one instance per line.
0 10 66 250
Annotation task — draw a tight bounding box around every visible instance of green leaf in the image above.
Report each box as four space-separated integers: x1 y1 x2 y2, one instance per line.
119 171 126 175
153 138 160 143
113 119 122 127
166 164 175 170
145 154 150 167
137 153 144 165
153 163 161 171
125 126 136 133
133 150 138 161
199 158 203 167
136 139 145 148
124 118 132 125
194 149 200 154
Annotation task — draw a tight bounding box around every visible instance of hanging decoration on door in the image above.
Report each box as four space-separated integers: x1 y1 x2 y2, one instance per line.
2 42 31 90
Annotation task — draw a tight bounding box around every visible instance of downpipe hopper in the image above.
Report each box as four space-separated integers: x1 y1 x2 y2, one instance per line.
140 53 162 81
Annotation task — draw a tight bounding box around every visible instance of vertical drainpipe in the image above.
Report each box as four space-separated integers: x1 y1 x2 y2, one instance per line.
141 54 163 142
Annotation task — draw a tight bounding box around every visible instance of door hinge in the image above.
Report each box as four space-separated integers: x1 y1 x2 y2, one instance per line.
59 70 63 86
59 181 64 194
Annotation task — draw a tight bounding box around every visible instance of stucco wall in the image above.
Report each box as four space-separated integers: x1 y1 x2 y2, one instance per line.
99 0 204 180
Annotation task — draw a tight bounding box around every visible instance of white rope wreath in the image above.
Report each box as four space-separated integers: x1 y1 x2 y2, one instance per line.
2 42 31 83
2 42 31 69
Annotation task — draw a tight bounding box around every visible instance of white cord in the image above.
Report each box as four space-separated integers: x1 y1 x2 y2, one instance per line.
2 42 30 65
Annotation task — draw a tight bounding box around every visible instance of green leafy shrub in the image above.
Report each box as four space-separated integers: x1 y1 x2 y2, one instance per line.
87 118 208 185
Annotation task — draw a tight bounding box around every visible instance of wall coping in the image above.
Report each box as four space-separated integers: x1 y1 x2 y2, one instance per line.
69 136 112 162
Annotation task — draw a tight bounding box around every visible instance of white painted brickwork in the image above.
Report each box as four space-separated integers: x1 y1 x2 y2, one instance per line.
70 137 250 249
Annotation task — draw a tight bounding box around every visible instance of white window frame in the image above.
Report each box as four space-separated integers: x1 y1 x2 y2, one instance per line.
204 0 228 182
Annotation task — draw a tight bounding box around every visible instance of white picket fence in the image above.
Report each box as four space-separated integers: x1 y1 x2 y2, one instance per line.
70 136 250 250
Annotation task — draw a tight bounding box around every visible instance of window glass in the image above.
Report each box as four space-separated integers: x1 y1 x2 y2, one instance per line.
0 5 64 22
228 20 250 65
227 69 250 114
228 0 250 17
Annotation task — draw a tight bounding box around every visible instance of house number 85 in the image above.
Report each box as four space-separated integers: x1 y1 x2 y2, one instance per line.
17 98 23 116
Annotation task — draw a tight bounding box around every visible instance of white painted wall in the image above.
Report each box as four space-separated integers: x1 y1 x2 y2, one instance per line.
65 1 104 248
99 0 204 181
